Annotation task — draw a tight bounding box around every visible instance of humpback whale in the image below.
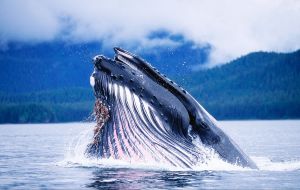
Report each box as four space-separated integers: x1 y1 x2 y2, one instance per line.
87 47 257 169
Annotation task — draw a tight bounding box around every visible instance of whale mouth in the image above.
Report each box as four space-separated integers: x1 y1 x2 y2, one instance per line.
86 47 258 169
86 48 207 168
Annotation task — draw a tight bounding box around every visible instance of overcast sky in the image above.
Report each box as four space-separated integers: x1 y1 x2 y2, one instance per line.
0 0 299 65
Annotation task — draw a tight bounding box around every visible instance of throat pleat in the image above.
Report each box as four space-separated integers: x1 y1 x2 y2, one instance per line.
93 83 204 168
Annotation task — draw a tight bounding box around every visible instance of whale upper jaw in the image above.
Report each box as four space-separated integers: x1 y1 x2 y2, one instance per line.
88 47 258 169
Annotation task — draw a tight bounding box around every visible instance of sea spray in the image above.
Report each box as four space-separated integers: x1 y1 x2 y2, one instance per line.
59 123 300 172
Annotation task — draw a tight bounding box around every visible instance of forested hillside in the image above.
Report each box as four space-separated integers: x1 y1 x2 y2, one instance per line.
0 88 94 123
185 50 300 119
0 44 299 123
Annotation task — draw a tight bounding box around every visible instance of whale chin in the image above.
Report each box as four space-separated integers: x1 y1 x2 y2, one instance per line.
86 47 258 169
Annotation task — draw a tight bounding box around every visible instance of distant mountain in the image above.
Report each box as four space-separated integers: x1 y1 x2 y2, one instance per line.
0 39 208 93
0 41 299 123
184 50 300 119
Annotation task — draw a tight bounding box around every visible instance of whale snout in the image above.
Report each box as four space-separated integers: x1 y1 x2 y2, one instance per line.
92 55 105 70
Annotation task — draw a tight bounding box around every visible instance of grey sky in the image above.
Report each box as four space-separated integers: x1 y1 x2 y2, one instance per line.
0 0 299 65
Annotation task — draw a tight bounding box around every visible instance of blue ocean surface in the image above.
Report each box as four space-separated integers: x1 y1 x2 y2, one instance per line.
1 120 300 189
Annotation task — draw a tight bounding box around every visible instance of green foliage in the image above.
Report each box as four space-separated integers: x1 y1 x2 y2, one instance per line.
182 50 300 120
0 50 299 123
0 88 94 123
0 103 56 123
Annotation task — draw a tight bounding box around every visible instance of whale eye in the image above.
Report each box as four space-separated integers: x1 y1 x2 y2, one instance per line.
111 74 117 80
119 75 124 80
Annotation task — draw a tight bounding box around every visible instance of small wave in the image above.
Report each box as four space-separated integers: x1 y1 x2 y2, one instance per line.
58 128 300 172
58 153 300 172
252 156 300 171
58 129 248 171
58 127 250 171
192 158 252 171
58 154 253 172
57 127 180 171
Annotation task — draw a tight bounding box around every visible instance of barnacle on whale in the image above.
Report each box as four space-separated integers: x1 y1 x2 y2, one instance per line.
93 99 110 143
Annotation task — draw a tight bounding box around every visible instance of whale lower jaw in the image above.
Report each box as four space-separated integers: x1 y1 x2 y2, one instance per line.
86 83 216 168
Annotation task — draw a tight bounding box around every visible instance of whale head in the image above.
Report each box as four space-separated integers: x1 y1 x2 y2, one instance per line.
87 47 257 169
90 48 191 137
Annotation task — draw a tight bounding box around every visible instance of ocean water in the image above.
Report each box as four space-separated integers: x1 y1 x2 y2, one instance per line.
0 120 300 189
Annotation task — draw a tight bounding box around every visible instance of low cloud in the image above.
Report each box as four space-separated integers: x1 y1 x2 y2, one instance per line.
1 0 299 65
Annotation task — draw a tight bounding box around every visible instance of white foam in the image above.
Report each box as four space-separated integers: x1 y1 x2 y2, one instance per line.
252 156 300 171
58 128 93 167
58 128 244 171
58 128 300 172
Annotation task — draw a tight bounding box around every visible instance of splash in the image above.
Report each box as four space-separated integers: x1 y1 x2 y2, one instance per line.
252 157 300 171
59 126 300 172
60 127 94 167
59 125 181 171
59 124 248 171
59 100 300 171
